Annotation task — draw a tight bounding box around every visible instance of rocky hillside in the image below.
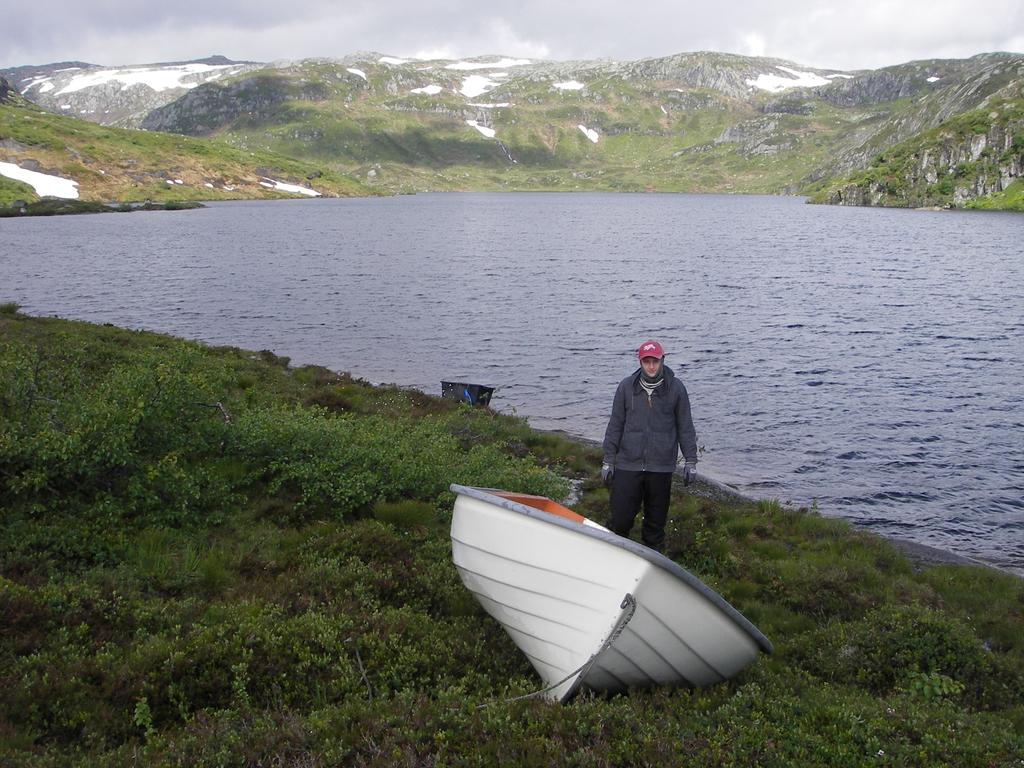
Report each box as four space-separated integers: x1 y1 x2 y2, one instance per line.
128 51 980 196
812 94 1024 210
1 56 263 127
5 51 1024 207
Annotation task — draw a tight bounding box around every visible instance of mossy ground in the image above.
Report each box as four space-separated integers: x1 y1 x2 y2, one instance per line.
1 310 1022 766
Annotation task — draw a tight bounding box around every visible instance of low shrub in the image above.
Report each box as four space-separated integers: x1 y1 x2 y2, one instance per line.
2 313 1022 767
790 603 1024 709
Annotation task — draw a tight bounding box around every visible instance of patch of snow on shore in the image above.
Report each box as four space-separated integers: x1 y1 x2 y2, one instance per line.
0 162 79 199
554 80 585 91
411 85 443 95
746 66 831 93
578 125 599 143
460 75 499 98
446 58 530 70
56 63 239 95
466 120 496 138
259 177 321 197
347 68 368 81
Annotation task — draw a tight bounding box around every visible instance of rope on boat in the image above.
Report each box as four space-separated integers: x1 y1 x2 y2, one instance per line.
476 592 637 708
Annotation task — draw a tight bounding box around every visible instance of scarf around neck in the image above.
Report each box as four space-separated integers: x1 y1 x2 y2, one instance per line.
639 367 664 399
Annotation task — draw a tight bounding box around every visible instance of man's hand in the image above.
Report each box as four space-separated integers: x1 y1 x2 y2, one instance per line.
601 463 615 487
683 462 697 486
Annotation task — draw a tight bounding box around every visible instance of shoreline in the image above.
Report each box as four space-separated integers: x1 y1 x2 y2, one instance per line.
0 198 204 217
540 427 1018 578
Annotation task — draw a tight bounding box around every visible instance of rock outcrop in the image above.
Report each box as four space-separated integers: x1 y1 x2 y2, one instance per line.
821 106 1024 208
141 76 331 135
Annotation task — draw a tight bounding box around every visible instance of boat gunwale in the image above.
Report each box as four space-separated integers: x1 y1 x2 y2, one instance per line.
450 483 774 654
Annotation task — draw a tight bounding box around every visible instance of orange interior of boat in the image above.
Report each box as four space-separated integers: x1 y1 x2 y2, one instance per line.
494 492 585 523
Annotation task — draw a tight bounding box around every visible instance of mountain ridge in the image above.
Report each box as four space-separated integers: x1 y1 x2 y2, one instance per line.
2 51 1022 208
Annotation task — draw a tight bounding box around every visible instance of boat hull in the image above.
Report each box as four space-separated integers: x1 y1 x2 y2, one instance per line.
450 484 772 701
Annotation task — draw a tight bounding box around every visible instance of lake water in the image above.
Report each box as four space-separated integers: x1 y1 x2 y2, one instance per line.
3 193 1022 574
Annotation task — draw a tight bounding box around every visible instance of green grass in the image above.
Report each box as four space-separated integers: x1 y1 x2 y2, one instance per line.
0 101 372 203
0 174 37 206
968 177 1024 211
1 309 1022 766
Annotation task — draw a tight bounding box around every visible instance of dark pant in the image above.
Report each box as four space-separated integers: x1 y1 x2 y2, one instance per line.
607 469 674 551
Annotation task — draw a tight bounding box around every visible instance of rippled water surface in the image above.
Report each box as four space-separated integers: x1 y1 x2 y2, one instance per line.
3 194 1022 573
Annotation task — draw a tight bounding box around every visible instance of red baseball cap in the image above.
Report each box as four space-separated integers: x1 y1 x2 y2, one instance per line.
637 340 664 360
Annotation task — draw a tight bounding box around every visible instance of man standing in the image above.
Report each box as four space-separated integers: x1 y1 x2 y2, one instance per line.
601 340 698 552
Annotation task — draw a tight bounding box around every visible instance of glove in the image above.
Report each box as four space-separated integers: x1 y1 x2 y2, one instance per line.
601 463 614 487
682 462 697 486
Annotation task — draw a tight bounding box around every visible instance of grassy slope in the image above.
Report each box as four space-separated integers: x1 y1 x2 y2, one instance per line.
1 308 1022 766
0 101 372 205
200 62 886 195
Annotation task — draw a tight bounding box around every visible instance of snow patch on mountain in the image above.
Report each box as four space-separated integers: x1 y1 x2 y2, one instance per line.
445 58 530 71
347 68 368 81
578 125 599 143
466 120 496 138
259 177 321 197
379 56 411 65
554 80 585 91
746 66 831 93
19 76 52 93
411 85 443 95
459 75 500 98
0 162 79 199
55 63 241 95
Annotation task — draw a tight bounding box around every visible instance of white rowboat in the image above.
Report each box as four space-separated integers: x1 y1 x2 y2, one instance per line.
450 484 773 702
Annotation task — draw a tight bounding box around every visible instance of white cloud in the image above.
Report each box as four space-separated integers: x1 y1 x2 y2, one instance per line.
412 46 459 61
2 1 1021 73
739 32 767 58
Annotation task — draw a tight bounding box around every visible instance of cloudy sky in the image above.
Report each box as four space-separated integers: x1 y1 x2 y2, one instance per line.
3 0 1023 71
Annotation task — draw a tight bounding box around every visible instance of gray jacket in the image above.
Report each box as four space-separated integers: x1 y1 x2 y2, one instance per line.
602 364 698 473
